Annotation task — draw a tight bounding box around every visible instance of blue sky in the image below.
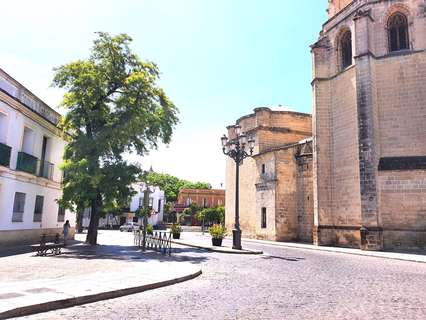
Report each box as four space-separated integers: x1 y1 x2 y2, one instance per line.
1 0 327 188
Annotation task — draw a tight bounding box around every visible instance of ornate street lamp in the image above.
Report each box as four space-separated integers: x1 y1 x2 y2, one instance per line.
221 126 255 250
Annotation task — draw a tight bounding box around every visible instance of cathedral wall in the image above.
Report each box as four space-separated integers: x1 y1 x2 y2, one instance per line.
225 156 257 238
329 67 362 228
378 170 426 250
374 52 426 157
225 109 312 241
373 51 426 250
257 129 309 153
328 0 356 18
296 155 314 243
274 148 299 241
254 152 277 240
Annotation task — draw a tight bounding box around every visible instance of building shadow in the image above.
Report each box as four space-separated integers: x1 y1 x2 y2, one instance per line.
260 254 306 262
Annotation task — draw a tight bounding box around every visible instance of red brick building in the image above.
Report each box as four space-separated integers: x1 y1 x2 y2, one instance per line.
177 189 225 211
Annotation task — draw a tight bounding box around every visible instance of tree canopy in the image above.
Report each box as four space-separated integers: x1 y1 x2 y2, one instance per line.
54 32 179 244
142 171 211 202
197 206 225 225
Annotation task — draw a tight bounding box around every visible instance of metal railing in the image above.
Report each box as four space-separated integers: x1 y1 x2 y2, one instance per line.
0 142 11 167
134 230 172 255
39 160 54 180
16 151 38 175
16 151 54 180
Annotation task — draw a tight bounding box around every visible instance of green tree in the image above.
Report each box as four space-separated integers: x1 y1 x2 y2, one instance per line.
53 32 178 245
143 171 211 202
197 206 225 225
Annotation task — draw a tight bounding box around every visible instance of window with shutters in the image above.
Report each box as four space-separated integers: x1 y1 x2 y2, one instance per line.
57 205 65 222
12 192 26 222
33 195 44 222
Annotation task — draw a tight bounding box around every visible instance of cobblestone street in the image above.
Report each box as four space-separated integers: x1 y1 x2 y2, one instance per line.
21 231 426 320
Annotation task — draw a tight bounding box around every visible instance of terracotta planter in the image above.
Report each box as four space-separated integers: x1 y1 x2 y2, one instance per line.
212 238 223 247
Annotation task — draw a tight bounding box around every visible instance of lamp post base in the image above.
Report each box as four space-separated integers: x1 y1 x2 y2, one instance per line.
232 229 242 250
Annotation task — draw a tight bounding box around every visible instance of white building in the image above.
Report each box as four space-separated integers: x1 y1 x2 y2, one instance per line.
0 68 75 246
129 183 165 227
82 183 166 228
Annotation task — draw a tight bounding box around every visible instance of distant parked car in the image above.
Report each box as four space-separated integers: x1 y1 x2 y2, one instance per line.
119 222 139 232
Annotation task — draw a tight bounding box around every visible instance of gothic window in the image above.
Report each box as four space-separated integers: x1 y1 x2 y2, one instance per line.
388 13 409 52
340 30 352 69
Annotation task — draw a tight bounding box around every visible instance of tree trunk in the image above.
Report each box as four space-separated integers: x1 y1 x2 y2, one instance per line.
76 207 83 233
86 193 102 245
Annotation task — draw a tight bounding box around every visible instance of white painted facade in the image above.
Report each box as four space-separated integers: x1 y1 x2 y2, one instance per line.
0 68 75 246
82 183 166 228
129 183 165 226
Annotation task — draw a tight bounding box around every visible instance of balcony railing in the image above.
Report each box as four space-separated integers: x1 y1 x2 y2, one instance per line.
0 142 12 167
39 160 54 180
16 151 38 175
16 152 54 180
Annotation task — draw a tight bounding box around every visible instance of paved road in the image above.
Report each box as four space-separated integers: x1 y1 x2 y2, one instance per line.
22 231 426 320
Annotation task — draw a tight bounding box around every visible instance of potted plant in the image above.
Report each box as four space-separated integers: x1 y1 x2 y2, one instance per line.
147 224 154 235
171 223 182 239
209 224 227 246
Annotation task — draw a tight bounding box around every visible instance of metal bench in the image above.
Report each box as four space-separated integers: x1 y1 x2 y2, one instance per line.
31 233 65 256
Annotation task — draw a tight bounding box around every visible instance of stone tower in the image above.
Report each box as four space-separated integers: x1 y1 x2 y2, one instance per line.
312 0 426 250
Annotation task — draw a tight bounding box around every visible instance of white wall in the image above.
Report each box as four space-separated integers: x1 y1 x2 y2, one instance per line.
0 100 74 232
0 177 73 230
0 100 65 183
129 183 165 226
0 111 8 144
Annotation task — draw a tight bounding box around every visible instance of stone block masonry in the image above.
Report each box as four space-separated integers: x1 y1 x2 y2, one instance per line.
312 0 426 250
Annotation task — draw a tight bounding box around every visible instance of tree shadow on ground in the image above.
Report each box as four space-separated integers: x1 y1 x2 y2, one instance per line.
45 243 210 265
0 240 83 258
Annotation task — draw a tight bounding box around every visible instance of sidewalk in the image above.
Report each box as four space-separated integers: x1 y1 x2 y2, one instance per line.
0 232 202 319
171 232 263 254
175 232 426 263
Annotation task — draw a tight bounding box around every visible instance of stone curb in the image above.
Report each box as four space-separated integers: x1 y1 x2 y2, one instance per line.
0 270 202 320
238 238 426 264
171 240 263 255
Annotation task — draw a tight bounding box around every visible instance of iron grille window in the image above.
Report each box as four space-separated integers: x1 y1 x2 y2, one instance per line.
388 13 409 52
261 207 267 229
57 205 65 222
33 195 44 222
12 192 26 222
340 30 352 69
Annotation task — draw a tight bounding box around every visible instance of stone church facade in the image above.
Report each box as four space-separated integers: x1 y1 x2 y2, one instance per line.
312 0 426 250
225 108 313 242
225 0 425 251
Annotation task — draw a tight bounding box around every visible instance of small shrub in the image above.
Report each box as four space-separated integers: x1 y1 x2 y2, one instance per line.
208 224 227 239
171 223 182 234
146 224 153 235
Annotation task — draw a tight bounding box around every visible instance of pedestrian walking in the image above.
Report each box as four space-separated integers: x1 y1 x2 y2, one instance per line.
63 220 70 246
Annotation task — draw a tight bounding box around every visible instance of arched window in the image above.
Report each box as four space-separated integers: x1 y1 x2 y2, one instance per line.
340 30 352 69
388 12 409 52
